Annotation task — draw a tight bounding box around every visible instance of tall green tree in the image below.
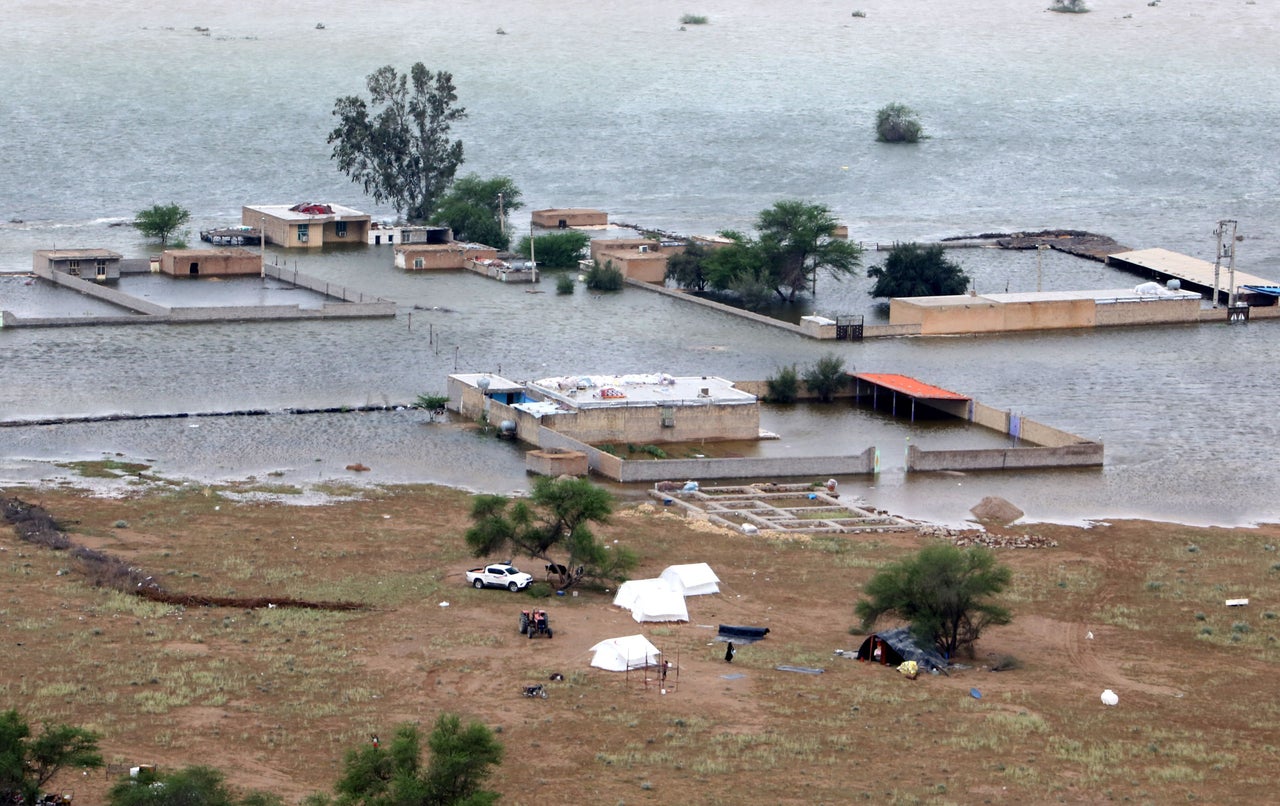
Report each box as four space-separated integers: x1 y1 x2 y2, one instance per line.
664 242 711 291
431 174 522 250
107 765 281 806
133 203 191 246
465 476 635 588
328 63 467 223
319 716 502 806
867 242 970 299
855 543 1012 658
1 709 102 806
756 200 862 302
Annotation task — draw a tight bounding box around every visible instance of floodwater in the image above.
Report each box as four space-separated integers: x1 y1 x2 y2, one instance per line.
2 1 1279 527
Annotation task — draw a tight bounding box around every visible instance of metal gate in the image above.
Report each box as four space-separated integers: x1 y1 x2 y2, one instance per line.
836 315 864 341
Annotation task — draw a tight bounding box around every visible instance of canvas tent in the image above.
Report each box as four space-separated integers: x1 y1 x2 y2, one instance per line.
589 634 661 671
855 627 949 673
612 578 689 623
660 563 721 597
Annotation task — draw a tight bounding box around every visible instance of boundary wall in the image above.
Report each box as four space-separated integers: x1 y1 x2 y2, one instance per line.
3 266 394 327
537 426 877 482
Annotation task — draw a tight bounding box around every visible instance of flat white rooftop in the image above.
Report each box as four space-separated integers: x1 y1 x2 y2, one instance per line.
246 203 368 221
531 373 756 409
898 288 1202 307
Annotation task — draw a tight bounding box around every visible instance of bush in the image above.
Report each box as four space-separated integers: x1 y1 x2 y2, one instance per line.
585 260 624 291
680 14 708 25
414 393 449 411
766 365 800 403
875 102 925 144
802 353 849 402
516 230 590 269
555 272 575 295
1049 0 1089 12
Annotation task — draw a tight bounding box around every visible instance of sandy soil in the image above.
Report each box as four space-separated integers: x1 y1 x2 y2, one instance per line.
3 481 1279 805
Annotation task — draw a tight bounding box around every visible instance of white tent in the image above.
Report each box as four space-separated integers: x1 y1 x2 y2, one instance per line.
589 634 661 671
612 578 689 623
660 563 721 597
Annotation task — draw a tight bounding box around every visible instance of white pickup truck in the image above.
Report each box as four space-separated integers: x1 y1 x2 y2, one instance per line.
466 563 534 592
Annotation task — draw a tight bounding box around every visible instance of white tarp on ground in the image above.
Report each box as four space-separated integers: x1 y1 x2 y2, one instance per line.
612 578 689 623
660 563 721 597
589 634 661 671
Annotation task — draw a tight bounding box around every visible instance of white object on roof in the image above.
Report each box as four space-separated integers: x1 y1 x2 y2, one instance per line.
589 634 661 672
612 578 688 623
660 563 721 597
1225 598 1249 607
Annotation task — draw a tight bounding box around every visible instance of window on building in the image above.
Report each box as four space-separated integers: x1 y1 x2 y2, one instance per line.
96 260 107 277
67 259 80 277
297 223 309 243
335 221 347 238
414 257 425 269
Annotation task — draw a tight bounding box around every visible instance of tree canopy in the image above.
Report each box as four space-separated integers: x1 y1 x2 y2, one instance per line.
664 242 711 292
801 353 850 402
867 242 970 299
684 203 860 305
855 543 1012 658
133 203 191 246
465 476 635 588
329 63 466 223
317 716 502 806
431 174 522 250
514 231 590 269
1 709 102 806
875 102 925 144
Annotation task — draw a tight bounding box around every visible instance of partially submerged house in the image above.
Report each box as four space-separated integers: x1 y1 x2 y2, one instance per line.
243 203 371 248
369 224 451 246
33 248 122 282
448 372 760 446
395 242 500 271
589 237 685 283
160 248 260 277
531 208 608 229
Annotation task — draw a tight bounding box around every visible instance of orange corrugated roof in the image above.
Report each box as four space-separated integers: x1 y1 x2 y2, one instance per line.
853 373 969 401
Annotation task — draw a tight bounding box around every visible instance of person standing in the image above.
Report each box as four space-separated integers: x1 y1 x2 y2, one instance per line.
724 642 736 662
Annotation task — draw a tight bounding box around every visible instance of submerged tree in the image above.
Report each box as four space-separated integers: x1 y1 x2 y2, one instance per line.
431 174 522 250
856 543 1012 658
755 200 862 302
664 241 711 292
868 242 970 299
465 476 635 589
875 102 925 144
328 63 467 223
132 203 191 246
801 353 850 402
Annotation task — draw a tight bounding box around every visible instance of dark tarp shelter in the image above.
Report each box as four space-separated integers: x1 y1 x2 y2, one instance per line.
855 627 949 673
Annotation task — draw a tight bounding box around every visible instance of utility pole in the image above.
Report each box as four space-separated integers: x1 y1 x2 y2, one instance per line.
497 193 505 239
1212 219 1236 308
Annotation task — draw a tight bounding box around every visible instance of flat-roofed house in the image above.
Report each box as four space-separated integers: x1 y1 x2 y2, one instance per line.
160 248 261 277
395 242 499 270
531 208 608 228
33 248 123 282
243 203 371 248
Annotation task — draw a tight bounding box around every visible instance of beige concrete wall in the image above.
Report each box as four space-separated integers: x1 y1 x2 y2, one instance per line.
540 401 759 445
1095 298 1201 326
525 449 589 477
321 219 370 245
532 209 607 227
1000 299 1096 331
907 442 1103 471
597 250 669 283
398 245 498 270
161 250 260 277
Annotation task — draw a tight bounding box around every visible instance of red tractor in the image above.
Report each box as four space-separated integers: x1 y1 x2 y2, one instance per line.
519 609 553 639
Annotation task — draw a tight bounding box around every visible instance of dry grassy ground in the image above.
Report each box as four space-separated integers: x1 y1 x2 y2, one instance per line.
3 478 1279 805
